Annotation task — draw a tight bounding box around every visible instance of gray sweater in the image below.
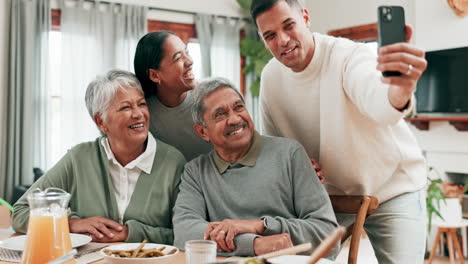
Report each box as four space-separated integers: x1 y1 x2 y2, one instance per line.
173 134 339 257
147 91 212 161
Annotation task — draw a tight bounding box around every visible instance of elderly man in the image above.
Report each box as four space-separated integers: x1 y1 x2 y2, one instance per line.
173 78 338 257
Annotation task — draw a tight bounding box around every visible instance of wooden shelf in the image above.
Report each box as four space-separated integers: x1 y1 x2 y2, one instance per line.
405 116 468 131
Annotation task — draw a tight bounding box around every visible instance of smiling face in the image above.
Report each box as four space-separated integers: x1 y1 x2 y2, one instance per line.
96 87 149 147
194 87 254 153
149 35 196 95
256 0 314 72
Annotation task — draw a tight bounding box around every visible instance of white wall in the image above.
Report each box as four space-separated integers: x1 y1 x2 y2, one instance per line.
108 0 247 22
414 0 468 51
305 0 415 35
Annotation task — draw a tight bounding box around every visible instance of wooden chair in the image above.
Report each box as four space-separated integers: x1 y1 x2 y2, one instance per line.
329 195 379 264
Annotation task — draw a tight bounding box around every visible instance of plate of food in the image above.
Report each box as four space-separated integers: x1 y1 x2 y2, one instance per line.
100 240 179 264
0 233 91 251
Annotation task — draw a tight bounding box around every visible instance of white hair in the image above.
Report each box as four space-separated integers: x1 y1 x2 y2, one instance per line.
85 69 144 123
191 77 245 126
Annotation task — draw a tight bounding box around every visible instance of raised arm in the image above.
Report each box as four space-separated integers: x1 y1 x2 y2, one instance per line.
342 43 414 126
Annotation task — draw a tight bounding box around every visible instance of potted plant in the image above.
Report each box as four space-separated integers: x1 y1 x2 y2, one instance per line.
426 175 445 230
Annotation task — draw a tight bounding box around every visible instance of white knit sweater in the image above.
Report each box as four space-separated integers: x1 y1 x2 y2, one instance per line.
260 32 426 203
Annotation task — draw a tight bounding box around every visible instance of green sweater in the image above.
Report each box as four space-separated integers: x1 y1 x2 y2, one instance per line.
12 137 186 244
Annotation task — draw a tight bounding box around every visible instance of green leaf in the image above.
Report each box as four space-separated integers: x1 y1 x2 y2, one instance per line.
249 79 260 97
254 60 268 76
236 0 251 11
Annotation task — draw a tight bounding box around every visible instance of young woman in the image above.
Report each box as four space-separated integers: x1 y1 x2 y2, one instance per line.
134 31 212 161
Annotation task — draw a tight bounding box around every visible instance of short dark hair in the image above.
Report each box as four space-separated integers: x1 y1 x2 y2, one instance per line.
250 0 302 28
134 31 175 97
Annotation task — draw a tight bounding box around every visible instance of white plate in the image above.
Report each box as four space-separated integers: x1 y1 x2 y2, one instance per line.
0 233 91 251
100 243 179 264
269 255 335 264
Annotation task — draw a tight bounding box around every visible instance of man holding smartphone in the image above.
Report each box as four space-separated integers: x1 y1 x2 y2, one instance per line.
251 0 427 263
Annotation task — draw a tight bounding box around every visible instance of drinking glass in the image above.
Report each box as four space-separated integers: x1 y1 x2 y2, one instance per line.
185 240 217 264
22 188 75 264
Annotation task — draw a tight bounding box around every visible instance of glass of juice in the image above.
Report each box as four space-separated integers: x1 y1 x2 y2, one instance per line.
22 188 75 264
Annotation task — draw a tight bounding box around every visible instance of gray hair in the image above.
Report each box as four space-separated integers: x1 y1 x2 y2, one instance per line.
191 77 245 126
85 69 144 122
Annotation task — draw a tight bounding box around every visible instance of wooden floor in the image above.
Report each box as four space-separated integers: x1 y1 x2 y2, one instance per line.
336 235 468 264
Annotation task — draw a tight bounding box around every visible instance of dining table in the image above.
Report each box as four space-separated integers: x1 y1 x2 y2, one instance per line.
0 227 335 264
0 228 226 264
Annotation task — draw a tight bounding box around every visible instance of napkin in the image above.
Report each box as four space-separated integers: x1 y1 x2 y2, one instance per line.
0 242 110 264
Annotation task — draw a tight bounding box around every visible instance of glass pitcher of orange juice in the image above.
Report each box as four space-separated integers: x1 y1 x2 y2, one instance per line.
22 188 75 264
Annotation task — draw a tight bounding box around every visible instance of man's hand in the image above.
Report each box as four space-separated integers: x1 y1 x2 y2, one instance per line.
69 216 124 241
253 233 293 256
310 159 324 183
377 25 427 110
204 219 265 252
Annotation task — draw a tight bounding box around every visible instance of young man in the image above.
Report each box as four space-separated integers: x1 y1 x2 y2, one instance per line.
251 0 428 263
173 78 339 257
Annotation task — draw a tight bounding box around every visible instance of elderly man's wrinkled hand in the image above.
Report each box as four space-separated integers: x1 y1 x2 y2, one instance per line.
377 25 427 110
69 216 124 241
204 219 265 252
253 233 293 256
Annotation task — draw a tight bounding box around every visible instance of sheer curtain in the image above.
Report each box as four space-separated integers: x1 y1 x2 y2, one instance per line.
2 0 49 201
194 14 213 79
210 17 242 89
49 0 147 168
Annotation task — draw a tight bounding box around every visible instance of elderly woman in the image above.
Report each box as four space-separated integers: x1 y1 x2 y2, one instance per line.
134 31 212 161
12 70 186 244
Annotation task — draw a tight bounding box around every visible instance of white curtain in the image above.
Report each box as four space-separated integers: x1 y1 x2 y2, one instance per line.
194 14 213 78
2 0 49 201
48 0 147 168
210 17 242 89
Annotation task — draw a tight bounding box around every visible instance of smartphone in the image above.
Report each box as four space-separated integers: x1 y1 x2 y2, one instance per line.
377 6 406 77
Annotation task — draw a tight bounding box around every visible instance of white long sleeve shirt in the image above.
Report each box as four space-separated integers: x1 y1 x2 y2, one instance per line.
260 32 426 203
101 133 157 223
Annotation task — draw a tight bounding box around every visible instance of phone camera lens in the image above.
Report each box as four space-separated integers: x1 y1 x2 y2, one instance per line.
382 8 387 14
386 13 392 21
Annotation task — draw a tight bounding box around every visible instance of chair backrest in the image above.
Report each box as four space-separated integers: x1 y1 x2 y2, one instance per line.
329 195 379 264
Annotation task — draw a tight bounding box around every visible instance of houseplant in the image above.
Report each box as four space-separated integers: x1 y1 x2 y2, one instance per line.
426 175 445 230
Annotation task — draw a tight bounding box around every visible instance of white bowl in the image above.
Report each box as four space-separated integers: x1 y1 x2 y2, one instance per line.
100 243 179 264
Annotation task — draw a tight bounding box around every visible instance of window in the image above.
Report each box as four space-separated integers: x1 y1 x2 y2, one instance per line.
45 10 204 168
47 31 66 168
187 42 202 80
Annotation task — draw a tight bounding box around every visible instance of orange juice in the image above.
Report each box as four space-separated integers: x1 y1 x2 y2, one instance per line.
22 209 75 264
